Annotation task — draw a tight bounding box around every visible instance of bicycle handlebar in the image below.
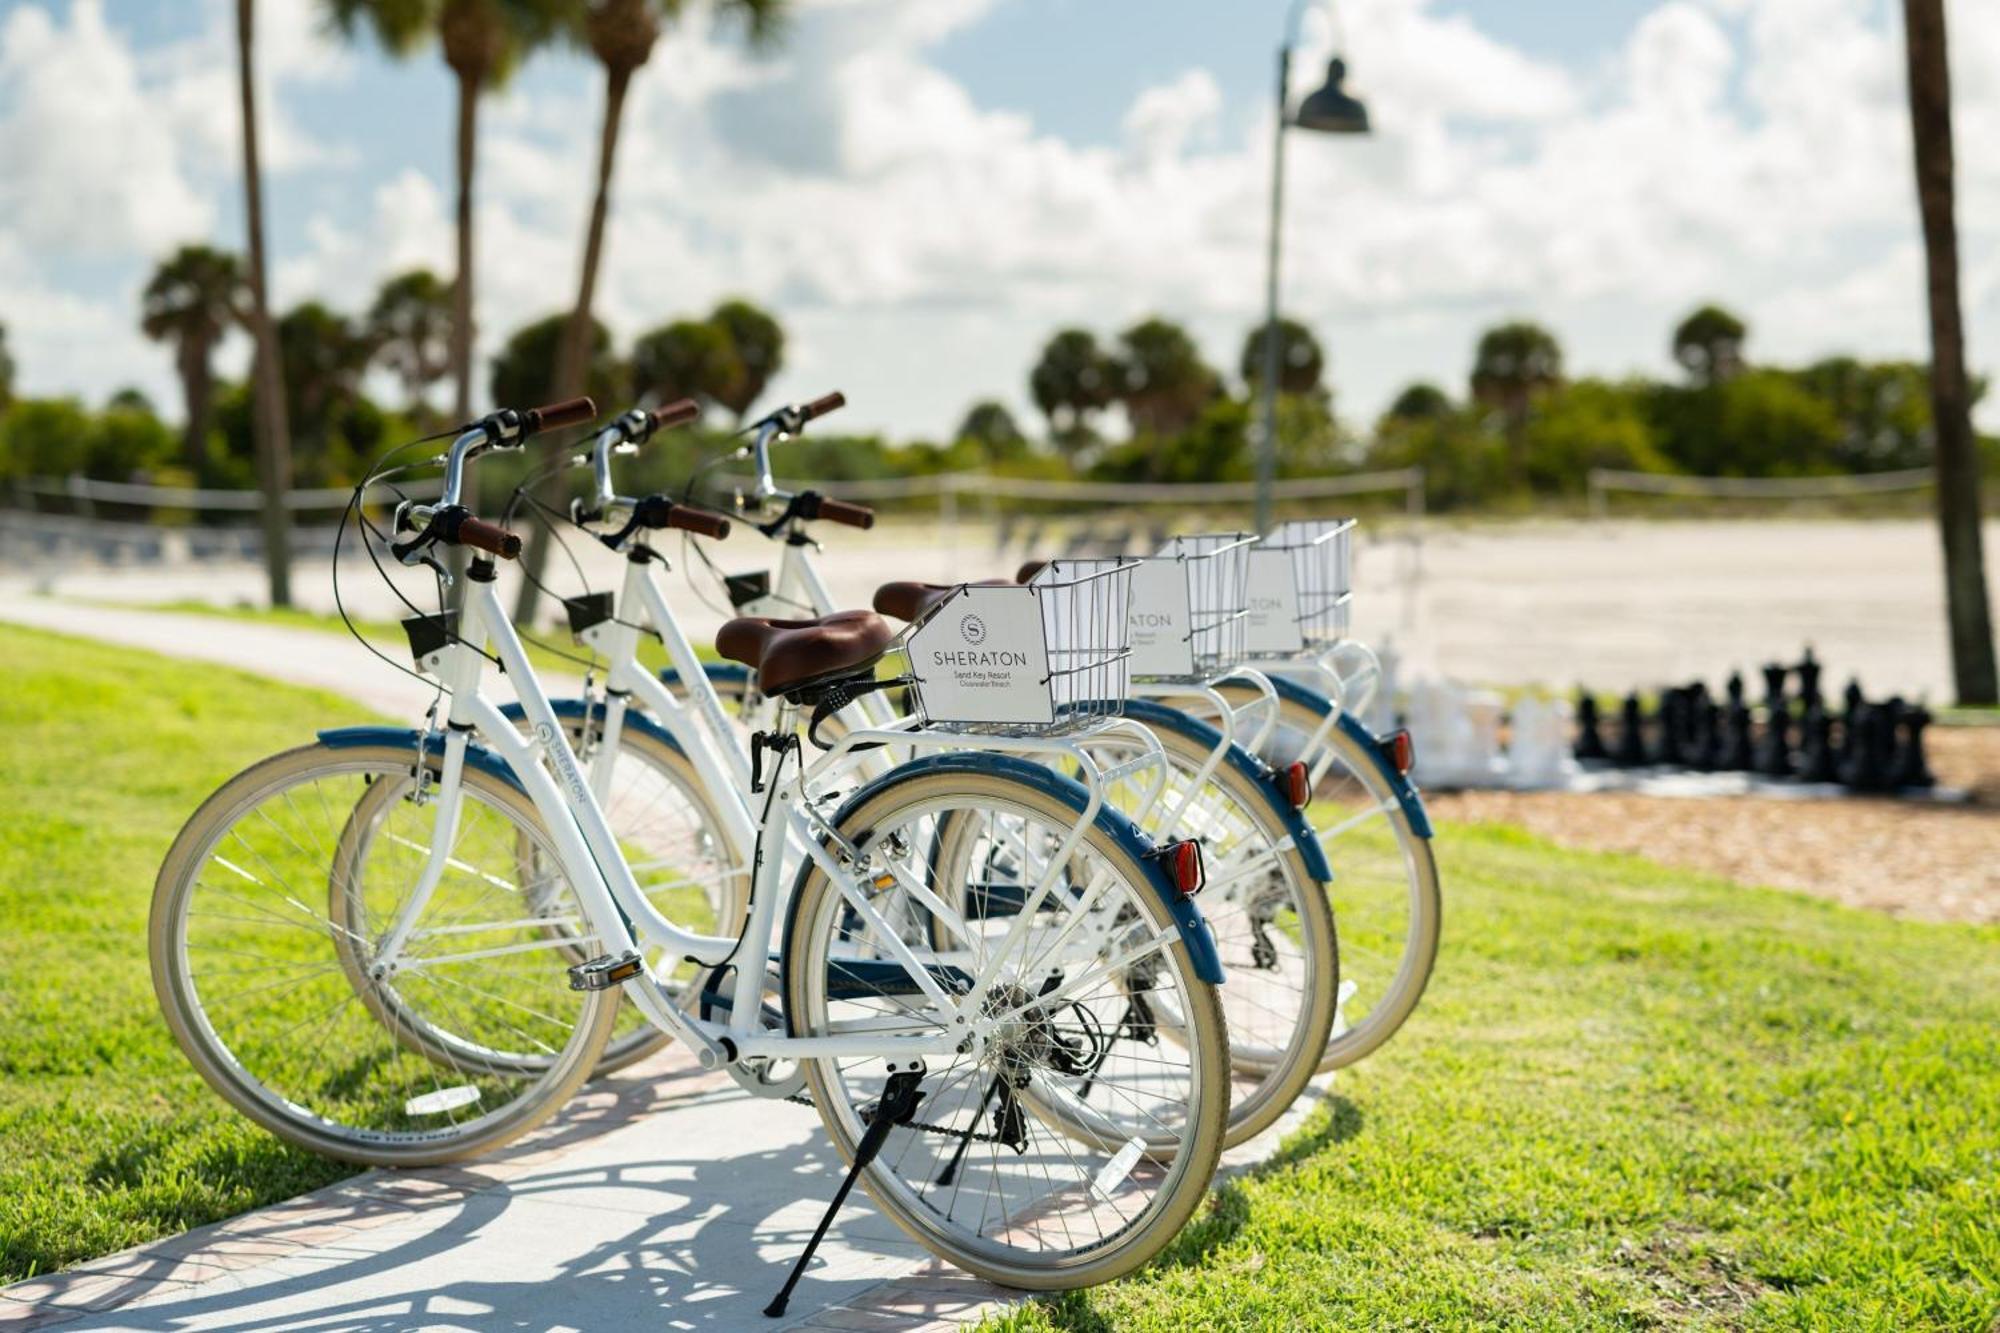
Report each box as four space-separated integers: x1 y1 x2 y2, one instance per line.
449 512 523 560
814 496 874 529
523 396 597 436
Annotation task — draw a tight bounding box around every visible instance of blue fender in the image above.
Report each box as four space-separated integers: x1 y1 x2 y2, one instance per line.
782 750 1226 986
659 661 749 691
316 726 526 793
1252 675 1433 839
496 697 690 761
1119 697 1334 884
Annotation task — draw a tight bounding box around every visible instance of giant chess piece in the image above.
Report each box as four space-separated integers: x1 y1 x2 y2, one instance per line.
1760 662 1788 708
1797 704 1839 783
1890 704 1938 789
1649 687 1683 766
1697 697 1730 771
1838 703 1896 792
1837 678 1866 767
1755 696 1795 777
1573 689 1610 762
1614 692 1649 767
1795 646 1823 712
1726 671 1747 708
1720 697 1755 771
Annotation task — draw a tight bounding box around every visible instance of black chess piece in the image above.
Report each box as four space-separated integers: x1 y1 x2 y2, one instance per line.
1687 697 1719 770
1650 687 1685 766
1574 690 1610 762
1614 693 1648 767
1755 697 1794 777
1720 699 1755 770
1795 646 1822 711
1725 671 1746 708
1837 678 1866 766
1890 704 1938 789
1838 704 1896 792
1796 704 1839 783
1760 662 1788 707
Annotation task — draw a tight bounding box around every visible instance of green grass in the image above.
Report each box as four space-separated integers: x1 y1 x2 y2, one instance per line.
989 834 2000 1330
0 624 377 1282
93 597 717 681
4 621 1998 1327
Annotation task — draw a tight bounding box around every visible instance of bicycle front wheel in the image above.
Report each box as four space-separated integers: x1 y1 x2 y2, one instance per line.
151 741 618 1166
783 764 1230 1290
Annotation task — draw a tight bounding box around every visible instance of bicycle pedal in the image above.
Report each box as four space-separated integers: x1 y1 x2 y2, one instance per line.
567 951 644 991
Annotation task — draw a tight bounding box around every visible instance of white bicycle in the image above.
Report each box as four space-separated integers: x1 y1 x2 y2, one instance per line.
490 398 1339 1150
150 397 1234 1292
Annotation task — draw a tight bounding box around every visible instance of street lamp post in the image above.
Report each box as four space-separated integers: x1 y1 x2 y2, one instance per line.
1256 0 1370 534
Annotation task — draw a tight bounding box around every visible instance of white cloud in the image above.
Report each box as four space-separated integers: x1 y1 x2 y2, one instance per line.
0 1 212 255
9 0 2000 436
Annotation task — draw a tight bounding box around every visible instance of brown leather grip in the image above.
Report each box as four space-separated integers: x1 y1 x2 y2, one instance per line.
523 396 597 435
800 391 846 422
455 515 522 560
668 505 732 539
818 496 874 530
654 398 700 430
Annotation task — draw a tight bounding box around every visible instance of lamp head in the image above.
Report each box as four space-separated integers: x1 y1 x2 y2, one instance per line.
1293 57 1370 134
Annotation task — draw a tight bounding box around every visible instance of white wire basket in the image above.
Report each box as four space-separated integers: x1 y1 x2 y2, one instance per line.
903 560 1134 734
1120 532 1255 683
1242 519 1355 657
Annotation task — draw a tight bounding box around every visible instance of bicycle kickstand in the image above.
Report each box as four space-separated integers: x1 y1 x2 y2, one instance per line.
764 1067 926 1319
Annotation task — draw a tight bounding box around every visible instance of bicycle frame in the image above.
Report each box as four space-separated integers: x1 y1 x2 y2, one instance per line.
379 561 1178 1078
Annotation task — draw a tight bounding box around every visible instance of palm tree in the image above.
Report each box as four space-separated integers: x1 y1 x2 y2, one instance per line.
367 268 455 420
521 0 785 621
631 318 742 411
238 0 296 604
549 3 786 404
1240 316 1325 397
707 298 785 421
278 303 375 441
140 245 247 476
1471 320 1562 471
1671 304 1747 387
325 0 562 421
1902 0 1996 703
1116 317 1217 439
1029 328 1116 459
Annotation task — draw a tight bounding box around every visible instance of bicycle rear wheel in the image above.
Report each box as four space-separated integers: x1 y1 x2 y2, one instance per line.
151 741 617 1165
1196 679 1441 1070
783 765 1229 1290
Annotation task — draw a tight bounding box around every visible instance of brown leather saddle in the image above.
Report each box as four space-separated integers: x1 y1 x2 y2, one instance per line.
714 610 894 699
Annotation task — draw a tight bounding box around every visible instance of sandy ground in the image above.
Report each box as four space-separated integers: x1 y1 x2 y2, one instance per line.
1428 728 2000 925
12 516 1997 701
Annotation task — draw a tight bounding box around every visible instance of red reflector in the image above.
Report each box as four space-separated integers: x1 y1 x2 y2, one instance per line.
1168 840 1205 896
1284 760 1311 809
1386 729 1414 775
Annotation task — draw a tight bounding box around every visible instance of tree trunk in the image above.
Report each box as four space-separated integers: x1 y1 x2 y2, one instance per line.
180 347 212 476
236 0 294 607
451 67 479 424
1903 0 1997 704
516 62 634 623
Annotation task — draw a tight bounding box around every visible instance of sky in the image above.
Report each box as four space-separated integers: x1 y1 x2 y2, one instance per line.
1 0 1997 439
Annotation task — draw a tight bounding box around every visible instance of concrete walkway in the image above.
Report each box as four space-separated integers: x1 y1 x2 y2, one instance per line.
0 592 1329 1332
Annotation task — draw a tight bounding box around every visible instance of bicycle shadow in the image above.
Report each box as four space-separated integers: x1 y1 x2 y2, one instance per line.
60 1054 940 1331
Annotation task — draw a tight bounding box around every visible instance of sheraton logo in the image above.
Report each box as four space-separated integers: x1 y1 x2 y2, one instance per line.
959 613 988 645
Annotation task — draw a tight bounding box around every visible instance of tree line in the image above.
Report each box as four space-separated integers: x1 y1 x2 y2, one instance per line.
2 297 1995 506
